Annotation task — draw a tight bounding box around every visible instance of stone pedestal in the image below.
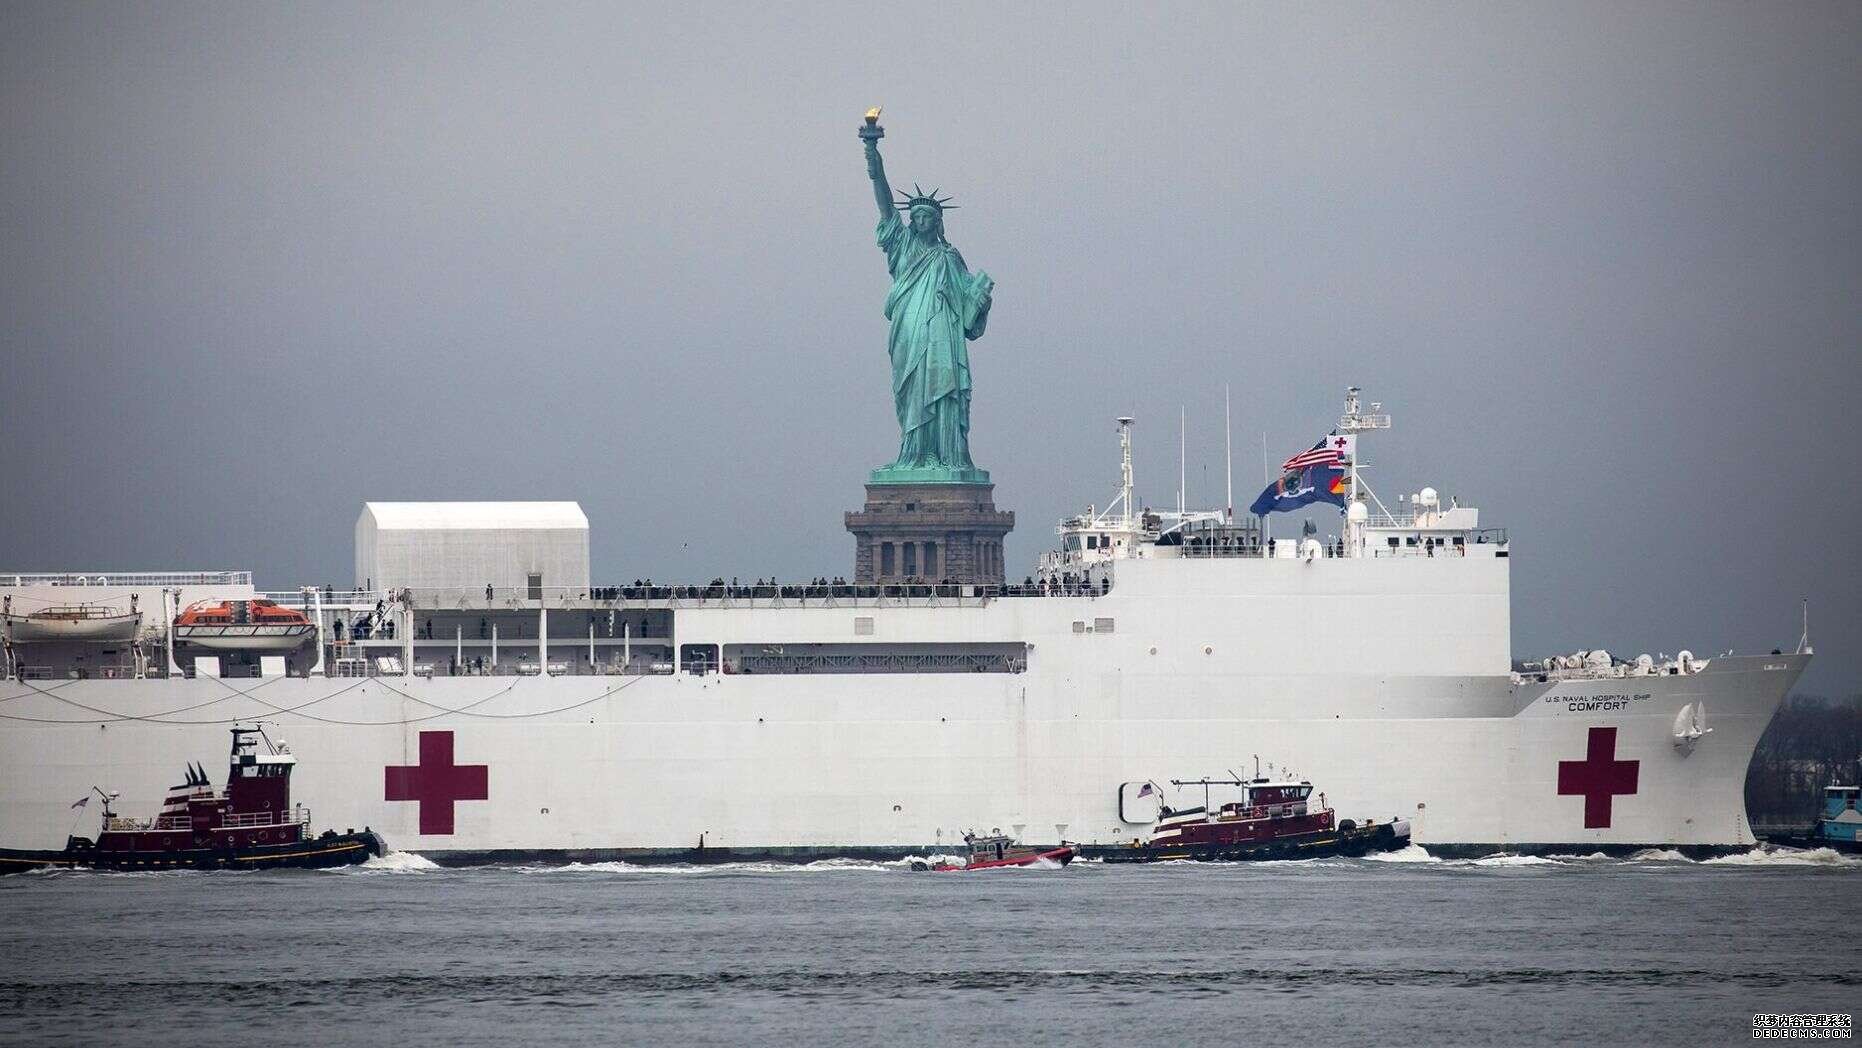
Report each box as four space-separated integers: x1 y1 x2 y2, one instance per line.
844 483 1015 585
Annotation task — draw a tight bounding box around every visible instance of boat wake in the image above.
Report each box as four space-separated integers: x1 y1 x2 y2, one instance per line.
1361 844 1440 864
1701 846 1860 867
306 845 1860 877
350 851 442 873
538 858 908 875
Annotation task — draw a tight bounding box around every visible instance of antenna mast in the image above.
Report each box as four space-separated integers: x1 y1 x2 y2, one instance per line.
1337 386 1391 547
1116 416 1135 530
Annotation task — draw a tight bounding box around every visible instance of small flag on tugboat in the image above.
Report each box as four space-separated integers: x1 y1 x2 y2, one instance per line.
70 796 88 809
1137 783 1155 798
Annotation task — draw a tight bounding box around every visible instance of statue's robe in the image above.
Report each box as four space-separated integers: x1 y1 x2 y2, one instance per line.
877 210 992 471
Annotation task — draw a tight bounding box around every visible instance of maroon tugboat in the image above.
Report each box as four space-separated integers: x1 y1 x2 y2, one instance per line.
911 832 1076 871
1080 773 1412 863
0 725 383 873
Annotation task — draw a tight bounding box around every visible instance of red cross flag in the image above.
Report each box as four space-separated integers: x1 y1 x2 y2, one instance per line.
1328 434 1356 459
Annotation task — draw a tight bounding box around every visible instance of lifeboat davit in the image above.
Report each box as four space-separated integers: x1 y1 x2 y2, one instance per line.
2 603 141 643
173 599 315 651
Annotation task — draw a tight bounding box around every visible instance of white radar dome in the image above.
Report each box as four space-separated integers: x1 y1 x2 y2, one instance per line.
1347 501 1369 522
1418 487 1439 508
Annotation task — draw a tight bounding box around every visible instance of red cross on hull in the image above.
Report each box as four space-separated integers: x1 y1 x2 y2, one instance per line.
385 731 488 835
1557 725 1639 829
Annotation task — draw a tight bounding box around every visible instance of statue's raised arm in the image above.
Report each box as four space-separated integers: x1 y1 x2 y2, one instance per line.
859 108 893 220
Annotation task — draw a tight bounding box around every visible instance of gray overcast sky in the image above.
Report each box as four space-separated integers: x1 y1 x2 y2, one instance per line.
2 2 1857 691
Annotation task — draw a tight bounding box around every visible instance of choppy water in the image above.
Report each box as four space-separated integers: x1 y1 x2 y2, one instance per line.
4 846 1858 1047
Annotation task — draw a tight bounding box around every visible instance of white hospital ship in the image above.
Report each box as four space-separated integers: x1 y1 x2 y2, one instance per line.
0 391 1808 859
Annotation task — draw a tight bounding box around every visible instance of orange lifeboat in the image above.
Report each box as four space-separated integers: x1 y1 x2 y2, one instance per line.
173 599 315 652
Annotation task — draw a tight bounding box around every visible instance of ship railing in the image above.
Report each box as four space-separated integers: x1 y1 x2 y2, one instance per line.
10 664 147 680
356 661 678 679
219 807 310 829
377 586 1064 609
0 572 253 588
257 590 376 606
255 582 1123 609
1515 658 1706 683
103 817 156 832
1169 542 1271 559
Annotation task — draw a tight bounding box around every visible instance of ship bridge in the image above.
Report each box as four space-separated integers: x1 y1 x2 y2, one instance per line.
1038 394 1508 578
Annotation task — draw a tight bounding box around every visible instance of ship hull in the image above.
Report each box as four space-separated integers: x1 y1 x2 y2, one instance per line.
0 653 1803 858
1082 820 1410 863
0 830 384 874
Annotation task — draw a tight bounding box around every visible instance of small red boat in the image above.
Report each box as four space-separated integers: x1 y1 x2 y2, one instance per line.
0 725 382 873
913 833 1075 871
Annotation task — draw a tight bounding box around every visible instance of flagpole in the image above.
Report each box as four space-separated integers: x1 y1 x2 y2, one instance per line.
1224 385 1233 521
1178 405 1186 518
1259 431 1270 550
1258 431 1273 554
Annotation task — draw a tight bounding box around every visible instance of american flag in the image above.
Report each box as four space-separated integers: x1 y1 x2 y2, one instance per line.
1136 783 1156 798
70 796 88 810
1281 433 1355 472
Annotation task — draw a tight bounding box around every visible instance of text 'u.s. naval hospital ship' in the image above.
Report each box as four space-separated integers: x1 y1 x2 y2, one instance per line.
0 115 1811 861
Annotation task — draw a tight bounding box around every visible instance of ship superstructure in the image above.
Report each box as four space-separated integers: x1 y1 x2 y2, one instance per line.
0 390 1808 859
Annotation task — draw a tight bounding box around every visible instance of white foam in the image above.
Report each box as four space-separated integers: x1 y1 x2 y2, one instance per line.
541 858 901 874
1361 844 1441 863
1458 853 1560 867
354 850 441 873
1627 848 1692 863
1702 846 1862 867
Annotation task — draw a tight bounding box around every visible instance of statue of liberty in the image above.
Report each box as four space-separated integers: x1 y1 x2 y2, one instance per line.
859 109 995 484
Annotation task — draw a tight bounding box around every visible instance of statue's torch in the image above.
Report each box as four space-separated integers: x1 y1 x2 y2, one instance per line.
859 106 884 143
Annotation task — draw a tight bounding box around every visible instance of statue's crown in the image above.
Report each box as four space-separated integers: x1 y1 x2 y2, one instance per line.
895 183 957 212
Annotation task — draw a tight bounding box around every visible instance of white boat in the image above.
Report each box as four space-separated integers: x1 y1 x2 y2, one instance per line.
2 604 140 643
